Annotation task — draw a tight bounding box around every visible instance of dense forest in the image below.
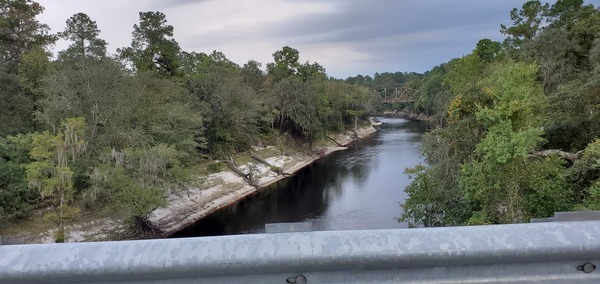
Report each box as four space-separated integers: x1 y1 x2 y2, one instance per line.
3 0 599 242
0 1 379 241
397 0 600 226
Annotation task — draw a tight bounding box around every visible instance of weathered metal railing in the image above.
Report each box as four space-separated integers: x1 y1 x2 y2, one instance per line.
1 221 600 283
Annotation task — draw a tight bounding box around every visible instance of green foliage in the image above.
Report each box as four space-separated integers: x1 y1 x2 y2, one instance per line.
400 164 473 227
571 139 600 205
272 77 326 146
26 118 86 242
207 161 225 173
458 62 551 224
118 11 181 76
0 134 35 227
90 145 179 222
266 46 300 81
521 157 571 218
201 75 265 155
0 0 55 72
579 181 600 210
412 65 450 118
0 58 28 136
58 13 107 61
475 39 503 63
500 0 549 50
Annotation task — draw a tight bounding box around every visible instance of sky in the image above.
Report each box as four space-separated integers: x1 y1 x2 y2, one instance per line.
36 0 599 79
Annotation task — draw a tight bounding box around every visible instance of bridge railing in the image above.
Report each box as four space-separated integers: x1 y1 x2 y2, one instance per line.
1 220 600 283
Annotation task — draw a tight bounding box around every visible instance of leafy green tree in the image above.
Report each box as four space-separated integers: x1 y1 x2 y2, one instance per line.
546 0 584 28
272 77 326 148
0 0 54 134
90 145 180 233
241 60 265 92
475 39 503 63
26 117 86 242
202 75 266 155
118 11 181 76
17 44 49 131
458 62 571 224
58 13 107 61
120 72 204 162
500 0 549 50
36 57 126 146
0 134 35 228
0 58 26 135
571 139 600 207
266 46 300 81
298 61 326 81
0 0 55 72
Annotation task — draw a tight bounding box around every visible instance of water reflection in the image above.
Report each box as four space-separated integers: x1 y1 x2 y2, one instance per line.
171 118 427 238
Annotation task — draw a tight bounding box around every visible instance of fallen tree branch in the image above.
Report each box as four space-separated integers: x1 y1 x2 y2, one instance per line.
324 134 346 147
249 151 291 177
528 149 585 164
223 156 260 189
249 151 274 167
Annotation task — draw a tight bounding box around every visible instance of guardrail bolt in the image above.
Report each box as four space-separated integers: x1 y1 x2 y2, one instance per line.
286 274 307 283
577 263 596 273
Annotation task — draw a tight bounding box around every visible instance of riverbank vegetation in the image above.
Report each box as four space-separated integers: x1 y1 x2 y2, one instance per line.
395 0 600 226
0 2 378 241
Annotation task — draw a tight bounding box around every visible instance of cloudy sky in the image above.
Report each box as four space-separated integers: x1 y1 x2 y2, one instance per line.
35 0 597 78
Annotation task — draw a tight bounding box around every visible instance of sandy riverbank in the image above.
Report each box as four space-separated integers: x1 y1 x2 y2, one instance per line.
149 125 377 236
9 125 376 243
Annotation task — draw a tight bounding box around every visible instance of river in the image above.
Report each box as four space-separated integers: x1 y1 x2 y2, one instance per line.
171 118 428 237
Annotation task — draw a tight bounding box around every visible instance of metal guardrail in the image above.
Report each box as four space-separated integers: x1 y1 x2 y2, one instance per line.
1 221 600 283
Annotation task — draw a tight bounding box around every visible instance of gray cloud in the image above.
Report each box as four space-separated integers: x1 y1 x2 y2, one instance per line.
38 0 587 78
259 0 524 76
156 0 211 8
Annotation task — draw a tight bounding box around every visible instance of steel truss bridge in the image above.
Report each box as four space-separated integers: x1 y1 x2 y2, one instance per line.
372 86 418 103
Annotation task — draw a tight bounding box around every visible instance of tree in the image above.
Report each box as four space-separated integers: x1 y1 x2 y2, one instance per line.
266 46 300 81
0 57 25 135
36 57 126 147
272 77 326 148
0 134 35 228
546 0 584 28
26 117 86 242
298 61 326 81
571 139 600 208
0 0 55 72
118 11 181 76
90 145 177 234
241 60 265 92
201 75 266 155
500 0 549 50
0 0 54 134
58 12 107 61
458 62 572 224
474 39 503 63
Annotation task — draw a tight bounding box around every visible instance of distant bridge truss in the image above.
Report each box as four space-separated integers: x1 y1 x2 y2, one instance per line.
372 86 418 103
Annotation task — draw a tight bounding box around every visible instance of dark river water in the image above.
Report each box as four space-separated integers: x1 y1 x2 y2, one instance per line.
171 118 428 238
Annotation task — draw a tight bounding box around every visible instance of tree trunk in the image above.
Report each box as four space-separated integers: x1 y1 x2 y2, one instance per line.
528 149 584 164
224 157 259 188
324 134 345 147
56 191 65 243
